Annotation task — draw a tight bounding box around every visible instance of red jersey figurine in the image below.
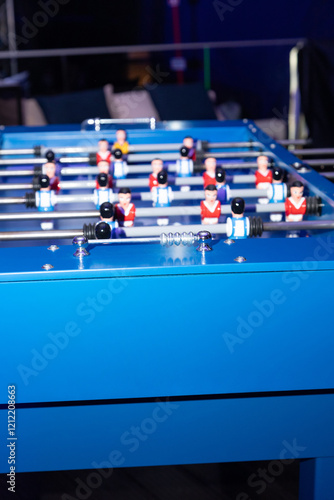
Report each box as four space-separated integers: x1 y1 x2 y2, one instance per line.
183 136 196 161
203 157 217 188
96 160 113 188
149 158 163 190
42 161 60 193
115 188 136 227
96 139 112 164
255 155 272 189
285 181 307 221
200 184 221 224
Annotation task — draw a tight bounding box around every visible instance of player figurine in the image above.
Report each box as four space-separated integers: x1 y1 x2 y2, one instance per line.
267 167 287 222
97 161 113 188
113 129 129 155
96 139 112 165
42 151 60 192
203 157 217 188
200 184 221 225
215 167 230 203
152 170 173 226
35 175 57 212
149 158 163 190
183 136 196 161
115 188 136 227
35 174 57 231
112 149 129 180
176 146 193 177
96 202 118 231
285 180 306 221
255 155 272 189
93 173 114 209
226 197 250 239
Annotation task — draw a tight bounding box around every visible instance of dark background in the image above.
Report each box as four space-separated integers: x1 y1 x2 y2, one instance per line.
0 0 332 120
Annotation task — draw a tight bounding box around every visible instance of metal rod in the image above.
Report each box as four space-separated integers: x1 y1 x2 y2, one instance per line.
306 159 334 167
320 172 334 179
0 201 288 221
0 38 305 61
0 211 99 221
279 139 310 146
294 148 334 157
1 216 332 242
0 229 82 241
0 183 33 191
0 175 258 191
6 0 18 75
0 158 45 166
0 170 35 177
88 237 162 245
0 162 259 178
0 188 270 205
0 197 25 205
263 220 334 231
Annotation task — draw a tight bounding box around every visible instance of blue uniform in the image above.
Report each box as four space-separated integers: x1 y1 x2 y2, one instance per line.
176 158 193 177
35 191 56 212
93 189 114 209
226 216 250 239
267 183 287 203
113 160 128 180
152 186 173 207
217 184 230 204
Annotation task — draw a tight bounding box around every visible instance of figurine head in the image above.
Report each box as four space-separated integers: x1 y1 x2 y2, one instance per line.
113 148 123 161
257 155 269 172
180 146 189 159
204 157 216 173
231 197 245 218
272 167 284 183
151 158 163 176
118 187 131 209
43 161 56 179
45 150 55 162
215 166 226 185
183 136 194 150
98 139 109 152
204 184 218 203
290 181 304 201
157 170 168 187
116 129 126 144
100 202 114 221
39 174 50 191
97 173 108 189
97 160 110 175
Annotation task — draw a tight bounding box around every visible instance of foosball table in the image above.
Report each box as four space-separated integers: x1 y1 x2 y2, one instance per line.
0 119 333 499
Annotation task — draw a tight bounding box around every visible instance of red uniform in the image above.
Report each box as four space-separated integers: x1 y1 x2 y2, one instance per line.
285 197 307 221
203 171 216 188
255 170 272 187
200 200 221 224
96 151 112 164
149 173 159 190
50 176 60 193
188 147 196 162
96 175 113 189
115 203 136 227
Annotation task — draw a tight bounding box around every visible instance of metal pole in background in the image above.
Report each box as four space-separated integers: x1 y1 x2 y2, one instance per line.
6 0 17 74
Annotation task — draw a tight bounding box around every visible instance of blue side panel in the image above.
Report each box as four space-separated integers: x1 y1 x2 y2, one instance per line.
1 394 334 473
1 267 334 405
